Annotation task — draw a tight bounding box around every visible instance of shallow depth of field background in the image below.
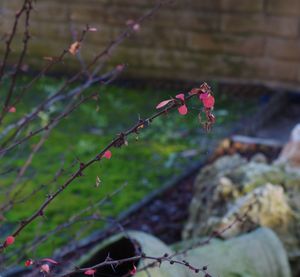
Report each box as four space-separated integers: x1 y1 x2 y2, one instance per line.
0 0 300 274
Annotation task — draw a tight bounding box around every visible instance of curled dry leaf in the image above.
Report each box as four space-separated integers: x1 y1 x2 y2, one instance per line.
43 56 54 61
69 41 81 55
96 176 101 187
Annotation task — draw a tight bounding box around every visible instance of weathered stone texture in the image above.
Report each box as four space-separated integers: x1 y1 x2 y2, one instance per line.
266 0 300 16
266 38 300 61
221 15 299 38
221 0 264 12
1 0 300 89
187 32 265 56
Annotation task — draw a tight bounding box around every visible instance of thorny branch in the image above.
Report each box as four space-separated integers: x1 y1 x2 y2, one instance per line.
0 87 214 251
18 199 253 277
0 0 29 82
0 0 165 153
0 1 223 277
0 0 33 124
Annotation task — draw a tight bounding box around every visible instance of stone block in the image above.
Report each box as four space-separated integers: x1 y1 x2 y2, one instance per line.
131 27 187 49
221 0 264 12
222 14 299 38
144 10 220 32
266 0 300 16
181 0 221 11
33 1 69 22
264 16 299 38
29 20 72 41
248 58 299 82
187 32 264 56
265 38 300 61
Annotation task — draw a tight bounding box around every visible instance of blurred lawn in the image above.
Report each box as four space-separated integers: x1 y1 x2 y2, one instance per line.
0 77 255 262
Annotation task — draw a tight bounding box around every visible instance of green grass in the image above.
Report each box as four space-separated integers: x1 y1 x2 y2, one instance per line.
0 76 255 263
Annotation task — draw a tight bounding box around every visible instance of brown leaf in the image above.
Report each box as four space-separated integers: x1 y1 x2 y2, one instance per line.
69 41 81 55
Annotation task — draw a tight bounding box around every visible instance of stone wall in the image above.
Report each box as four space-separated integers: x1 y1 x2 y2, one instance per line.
1 0 300 90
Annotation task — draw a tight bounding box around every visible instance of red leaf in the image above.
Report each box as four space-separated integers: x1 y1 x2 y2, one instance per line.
130 265 137 275
41 258 59 265
200 94 215 108
5 236 15 246
156 99 173 109
103 150 112 159
84 269 96 275
199 92 208 101
8 106 16 113
25 259 33 267
175 93 185 101
189 88 201 95
178 104 188 115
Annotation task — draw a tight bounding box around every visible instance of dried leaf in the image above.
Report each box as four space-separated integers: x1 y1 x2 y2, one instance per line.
43 56 54 61
96 176 101 187
69 41 81 55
